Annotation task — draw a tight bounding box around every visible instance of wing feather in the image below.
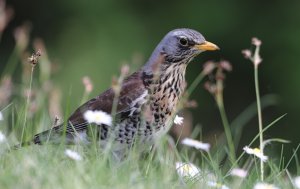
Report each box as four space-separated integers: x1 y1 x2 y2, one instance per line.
63 71 147 133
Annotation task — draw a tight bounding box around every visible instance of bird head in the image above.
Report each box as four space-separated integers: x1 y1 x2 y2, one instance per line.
162 28 219 63
144 28 219 73
146 28 219 72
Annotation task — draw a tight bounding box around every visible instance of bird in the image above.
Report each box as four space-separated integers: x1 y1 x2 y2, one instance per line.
26 28 219 158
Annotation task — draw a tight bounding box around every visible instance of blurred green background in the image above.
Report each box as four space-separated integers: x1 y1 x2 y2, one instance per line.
1 0 300 152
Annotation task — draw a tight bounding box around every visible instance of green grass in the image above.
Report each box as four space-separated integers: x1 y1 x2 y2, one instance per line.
0 144 180 189
0 28 299 189
0 134 298 189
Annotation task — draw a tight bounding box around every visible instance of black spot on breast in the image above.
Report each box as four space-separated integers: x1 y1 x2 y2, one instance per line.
172 93 177 101
163 86 167 93
161 75 169 84
170 88 174 93
131 131 135 136
154 114 159 120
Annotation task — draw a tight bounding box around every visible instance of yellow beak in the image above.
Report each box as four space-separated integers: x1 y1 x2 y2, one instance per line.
195 41 220 51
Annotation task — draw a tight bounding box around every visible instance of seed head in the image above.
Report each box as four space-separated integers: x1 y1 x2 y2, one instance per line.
28 50 42 66
203 61 217 75
121 64 130 76
204 81 217 95
241 49 252 59
219 60 232 72
183 100 198 109
252 37 262 46
82 76 93 93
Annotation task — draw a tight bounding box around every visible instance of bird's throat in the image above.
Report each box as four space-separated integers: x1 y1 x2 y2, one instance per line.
144 64 186 126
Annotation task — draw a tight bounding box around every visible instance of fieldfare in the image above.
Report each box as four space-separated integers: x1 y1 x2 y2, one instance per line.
30 28 219 157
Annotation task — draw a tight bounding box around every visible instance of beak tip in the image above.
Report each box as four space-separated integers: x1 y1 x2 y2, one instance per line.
197 41 220 51
210 43 220 51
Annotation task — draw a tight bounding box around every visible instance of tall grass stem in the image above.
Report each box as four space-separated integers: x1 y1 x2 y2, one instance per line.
255 66 264 181
20 66 34 143
186 72 205 96
216 88 236 162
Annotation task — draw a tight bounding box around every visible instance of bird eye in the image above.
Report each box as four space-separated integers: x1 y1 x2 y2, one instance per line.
179 37 188 46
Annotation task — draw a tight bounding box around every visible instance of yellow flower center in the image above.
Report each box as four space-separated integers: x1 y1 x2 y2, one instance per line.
95 114 102 121
253 148 261 153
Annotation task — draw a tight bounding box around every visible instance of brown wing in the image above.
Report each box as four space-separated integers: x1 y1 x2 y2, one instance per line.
63 71 146 133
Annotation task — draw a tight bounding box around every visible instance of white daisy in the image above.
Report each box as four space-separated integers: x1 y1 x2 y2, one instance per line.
0 111 3 121
207 181 230 189
0 131 6 143
83 110 112 126
174 115 184 125
176 162 200 179
253 182 279 189
65 149 82 161
243 146 268 162
294 176 300 189
181 138 210 152
230 168 248 178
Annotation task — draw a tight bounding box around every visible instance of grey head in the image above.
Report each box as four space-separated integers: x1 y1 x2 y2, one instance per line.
144 28 219 71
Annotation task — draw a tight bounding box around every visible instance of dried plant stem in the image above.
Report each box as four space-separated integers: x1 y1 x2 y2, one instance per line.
254 64 264 181
215 81 236 162
20 66 34 143
243 37 264 181
252 40 264 181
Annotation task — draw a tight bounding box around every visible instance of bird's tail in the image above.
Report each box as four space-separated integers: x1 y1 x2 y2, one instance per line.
12 132 48 150
13 124 64 149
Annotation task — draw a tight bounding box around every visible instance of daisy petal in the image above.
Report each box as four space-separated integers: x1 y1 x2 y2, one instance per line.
207 181 230 189
230 168 248 178
253 182 279 189
176 162 200 178
0 131 6 143
83 110 112 126
174 115 184 125
65 149 82 161
243 146 268 162
182 138 210 152
294 176 300 189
